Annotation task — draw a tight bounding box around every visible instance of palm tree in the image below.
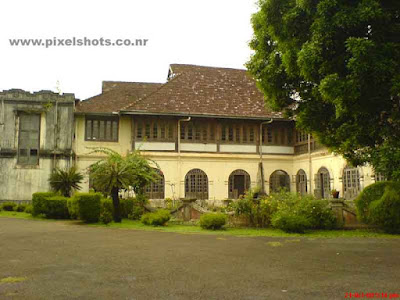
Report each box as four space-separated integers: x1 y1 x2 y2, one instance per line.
48 166 84 197
89 148 159 222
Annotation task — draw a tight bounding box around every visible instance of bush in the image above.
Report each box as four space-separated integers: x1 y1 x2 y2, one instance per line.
67 197 79 219
271 210 311 233
355 182 392 223
141 209 171 226
100 198 113 224
43 196 70 219
32 192 57 216
129 206 145 220
120 198 135 218
74 193 102 223
231 189 280 227
25 204 33 214
296 199 337 230
369 187 400 234
200 213 227 230
1 202 17 211
16 203 28 212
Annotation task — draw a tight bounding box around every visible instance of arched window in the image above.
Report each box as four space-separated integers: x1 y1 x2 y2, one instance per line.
185 169 208 200
343 166 361 199
296 169 307 196
315 167 331 199
145 169 165 199
228 169 251 199
269 170 290 193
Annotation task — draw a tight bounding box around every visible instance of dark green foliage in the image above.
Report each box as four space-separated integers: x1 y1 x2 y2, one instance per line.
48 167 84 197
296 199 338 230
89 148 159 223
369 187 400 234
200 213 227 230
231 189 279 227
141 209 171 226
271 211 311 234
126 195 148 220
1 202 17 211
67 197 79 220
25 204 33 214
233 190 338 231
120 198 134 218
129 206 145 220
43 196 70 219
100 198 113 225
32 192 57 216
247 0 400 180
16 203 28 212
101 198 114 216
74 193 102 223
355 181 392 223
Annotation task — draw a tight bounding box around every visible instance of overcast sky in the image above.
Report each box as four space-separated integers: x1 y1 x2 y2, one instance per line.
0 0 258 100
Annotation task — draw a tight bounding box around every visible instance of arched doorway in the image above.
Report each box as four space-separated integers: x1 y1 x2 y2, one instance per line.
342 166 361 199
185 169 208 200
296 169 307 196
145 169 165 199
315 167 331 199
269 170 290 193
228 169 251 199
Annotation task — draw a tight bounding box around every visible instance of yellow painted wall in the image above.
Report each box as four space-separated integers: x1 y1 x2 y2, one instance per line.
74 116 378 201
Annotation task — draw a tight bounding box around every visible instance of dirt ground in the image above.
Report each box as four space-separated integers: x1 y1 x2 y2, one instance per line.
0 218 399 300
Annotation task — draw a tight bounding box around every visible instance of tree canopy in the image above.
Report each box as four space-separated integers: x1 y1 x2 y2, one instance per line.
89 148 159 222
247 0 400 180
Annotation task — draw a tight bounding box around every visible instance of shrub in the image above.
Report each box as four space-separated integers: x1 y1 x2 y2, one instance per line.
296 199 337 230
1 202 17 211
200 213 227 230
100 198 113 224
231 189 280 227
129 206 145 220
120 198 135 218
74 193 102 223
25 204 33 214
16 203 28 212
67 197 79 219
32 192 57 216
141 209 171 226
271 210 311 233
43 196 70 219
355 182 392 223
369 187 400 234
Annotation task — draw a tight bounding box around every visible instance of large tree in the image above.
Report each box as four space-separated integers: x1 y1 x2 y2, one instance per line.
89 148 159 222
247 0 400 180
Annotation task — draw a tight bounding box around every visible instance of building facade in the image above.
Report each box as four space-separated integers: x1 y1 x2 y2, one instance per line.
0 65 380 202
0 89 75 201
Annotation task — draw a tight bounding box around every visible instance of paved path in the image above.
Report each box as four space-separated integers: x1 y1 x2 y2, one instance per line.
0 218 399 300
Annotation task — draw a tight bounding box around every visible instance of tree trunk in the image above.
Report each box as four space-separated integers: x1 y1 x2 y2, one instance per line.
111 187 122 223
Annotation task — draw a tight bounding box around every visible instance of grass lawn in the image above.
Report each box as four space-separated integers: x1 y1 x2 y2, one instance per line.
1 210 399 239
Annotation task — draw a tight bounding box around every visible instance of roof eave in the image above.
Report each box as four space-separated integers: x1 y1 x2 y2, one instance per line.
119 110 289 121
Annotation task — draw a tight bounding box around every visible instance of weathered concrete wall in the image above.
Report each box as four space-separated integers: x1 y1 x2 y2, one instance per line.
0 89 75 201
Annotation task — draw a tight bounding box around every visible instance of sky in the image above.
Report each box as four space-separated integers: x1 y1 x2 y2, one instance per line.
0 0 258 100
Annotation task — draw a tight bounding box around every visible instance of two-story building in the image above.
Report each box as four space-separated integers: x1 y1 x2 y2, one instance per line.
0 64 382 203
73 64 380 204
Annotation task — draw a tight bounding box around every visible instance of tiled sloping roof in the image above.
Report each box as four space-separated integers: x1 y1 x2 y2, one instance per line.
76 82 162 113
122 64 283 119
